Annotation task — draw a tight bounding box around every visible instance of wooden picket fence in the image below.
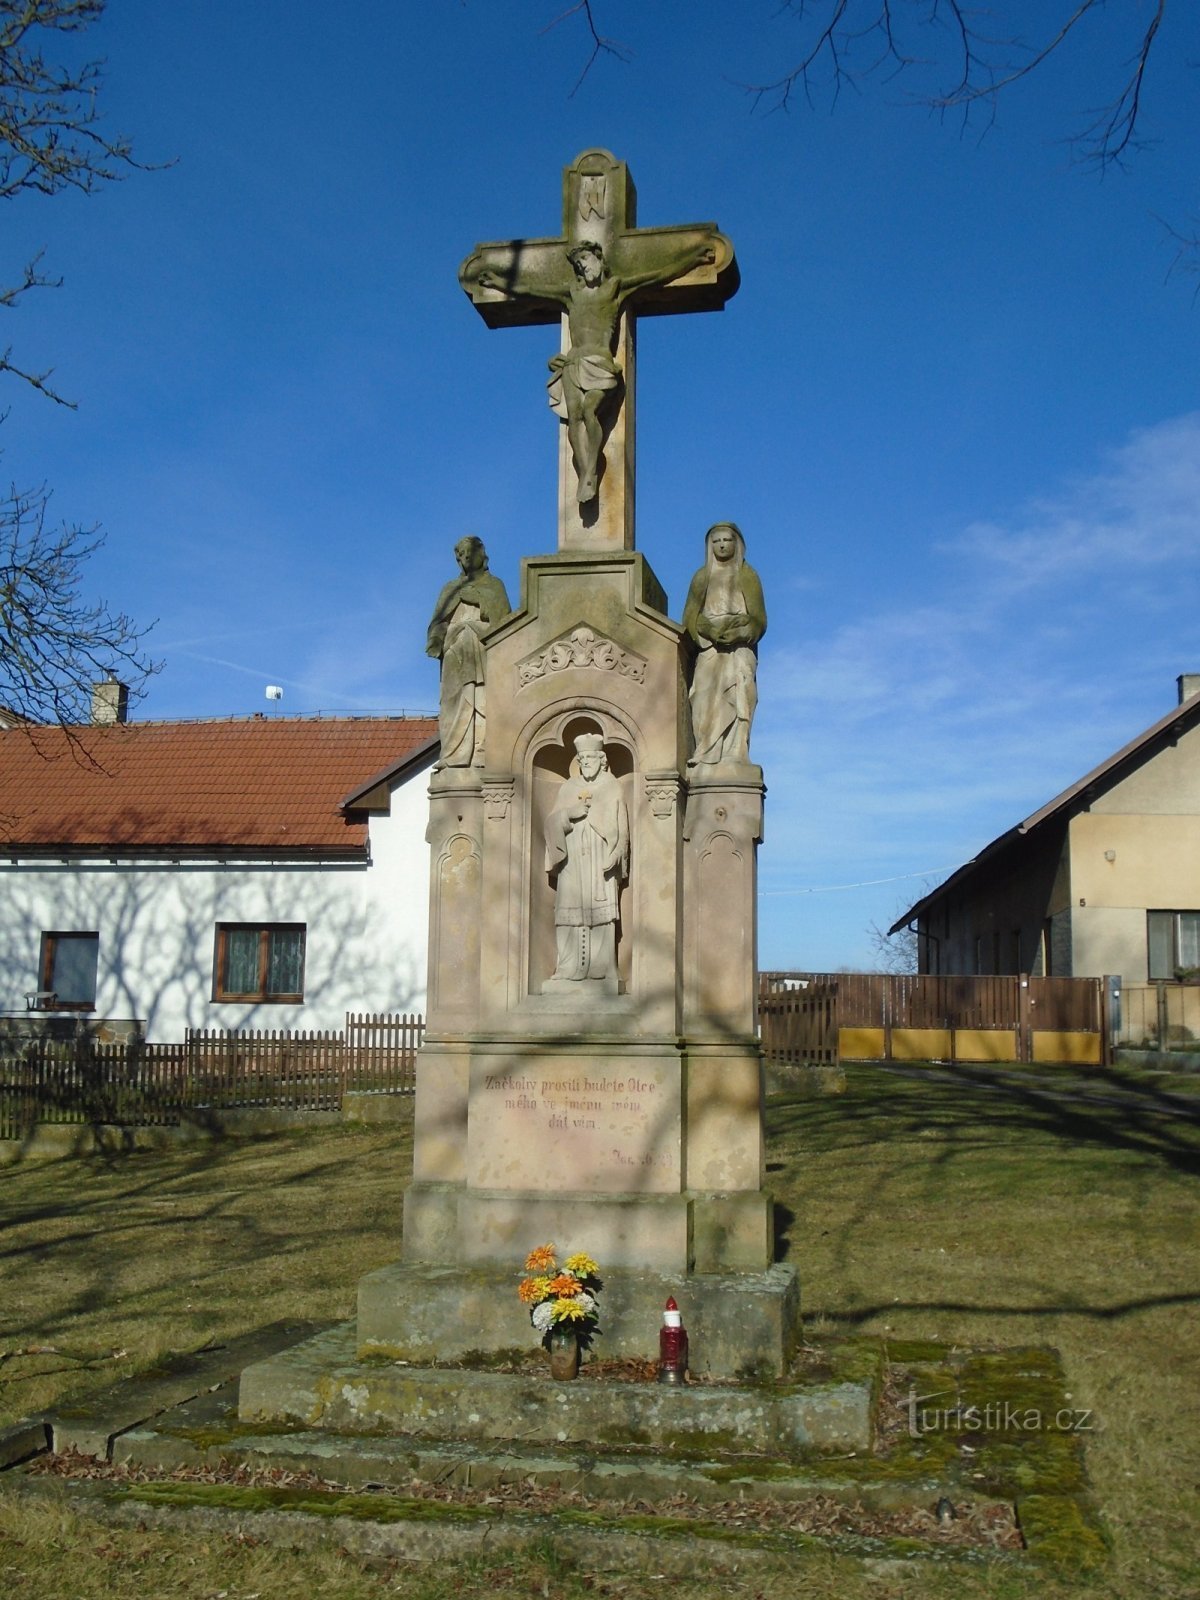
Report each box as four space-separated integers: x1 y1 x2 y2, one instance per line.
0 1012 424 1141
345 1011 425 1088
759 972 1108 1067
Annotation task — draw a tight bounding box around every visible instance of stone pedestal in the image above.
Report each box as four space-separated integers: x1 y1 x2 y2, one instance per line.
383 544 792 1379
357 1262 797 1379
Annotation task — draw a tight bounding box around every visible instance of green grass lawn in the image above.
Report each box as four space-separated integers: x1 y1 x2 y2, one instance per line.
1 1065 1198 1599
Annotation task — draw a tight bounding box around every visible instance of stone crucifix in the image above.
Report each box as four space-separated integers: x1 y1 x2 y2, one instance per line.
459 149 739 553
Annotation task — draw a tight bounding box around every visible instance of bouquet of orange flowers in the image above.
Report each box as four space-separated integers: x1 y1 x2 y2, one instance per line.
517 1243 602 1337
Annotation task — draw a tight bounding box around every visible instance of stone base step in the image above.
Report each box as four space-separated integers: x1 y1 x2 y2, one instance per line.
115 1381 953 1510
7 1331 1107 1575
236 1323 874 1454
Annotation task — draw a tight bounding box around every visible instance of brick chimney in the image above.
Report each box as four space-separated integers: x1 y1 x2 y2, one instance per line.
91 677 129 725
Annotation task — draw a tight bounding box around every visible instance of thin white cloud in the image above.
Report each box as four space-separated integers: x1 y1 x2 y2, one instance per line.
756 412 1200 963
946 412 1200 582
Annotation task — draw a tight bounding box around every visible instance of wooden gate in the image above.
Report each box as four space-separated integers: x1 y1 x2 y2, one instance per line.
759 972 1106 1066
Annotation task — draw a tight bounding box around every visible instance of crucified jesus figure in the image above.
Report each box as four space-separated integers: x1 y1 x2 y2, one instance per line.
477 237 715 505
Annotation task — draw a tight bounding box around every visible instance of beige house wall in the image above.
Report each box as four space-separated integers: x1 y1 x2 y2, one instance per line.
1088 721 1200 814
1067 722 1200 980
1070 813 1200 914
1070 905 1151 982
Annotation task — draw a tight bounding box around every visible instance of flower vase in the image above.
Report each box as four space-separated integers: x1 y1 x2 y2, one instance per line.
547 1323 580 1381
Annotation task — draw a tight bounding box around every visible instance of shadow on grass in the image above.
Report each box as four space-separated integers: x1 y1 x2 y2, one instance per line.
767 1060 1200 1328
770 1060 1200 1179
810 1287 1200 1331
0 1126 411 1362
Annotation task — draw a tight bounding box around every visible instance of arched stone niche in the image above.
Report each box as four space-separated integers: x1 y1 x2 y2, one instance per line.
525 709 636 996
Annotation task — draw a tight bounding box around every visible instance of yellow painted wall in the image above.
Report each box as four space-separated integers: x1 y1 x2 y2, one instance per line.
891 1027 952 1061
838 1027 886 1060
1031 1030 1101 1065
954 1029 1018 1062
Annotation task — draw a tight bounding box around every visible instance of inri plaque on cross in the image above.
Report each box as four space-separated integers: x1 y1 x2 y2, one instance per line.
459 149 738 553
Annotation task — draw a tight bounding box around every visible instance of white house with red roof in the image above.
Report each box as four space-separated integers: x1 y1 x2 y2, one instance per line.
0 708 437 1039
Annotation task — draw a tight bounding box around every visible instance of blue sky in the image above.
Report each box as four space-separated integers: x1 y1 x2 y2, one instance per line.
4 2 1198 969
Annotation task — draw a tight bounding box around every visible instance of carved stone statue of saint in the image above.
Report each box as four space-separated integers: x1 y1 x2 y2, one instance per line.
477 236 715 505
683 522 767 767
544 734 630 984
425 537 511 768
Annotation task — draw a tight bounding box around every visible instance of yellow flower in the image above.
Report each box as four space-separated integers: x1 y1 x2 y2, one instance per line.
524 1243 557 1273
551 1297 589 1323
517 1276 552 1305
564 1252 599 1278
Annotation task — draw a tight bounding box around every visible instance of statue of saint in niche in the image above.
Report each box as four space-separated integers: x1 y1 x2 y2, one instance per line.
425 536 511 768
683 522 767 767
544 733 630 984
477 237 715 505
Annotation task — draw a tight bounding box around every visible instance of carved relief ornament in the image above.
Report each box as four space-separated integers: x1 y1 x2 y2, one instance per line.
644 774 681 819
517 626 646 690
482 780 515 820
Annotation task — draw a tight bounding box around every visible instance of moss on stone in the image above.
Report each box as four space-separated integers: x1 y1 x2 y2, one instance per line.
113 1479 1012 1567
88 1328 1106 1574
880 1338 955 1366
1017 1493 1110 1572
160 1418 309 1451
357 1344 546 1370
117 1481 507 1525
451 1348 533 1370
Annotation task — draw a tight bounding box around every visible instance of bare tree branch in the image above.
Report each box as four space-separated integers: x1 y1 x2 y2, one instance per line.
0 482 158 725
0 1 157 735
0 1 160 405
924 0 1168 172
541 0 632 98
867 915 918 974
560 4 1190 277
0 248 58 310
1162 214 1200 300
567 4 1171 174
0 249 71 404
0 344 70 403
747 1 1170 172
0 0 142 201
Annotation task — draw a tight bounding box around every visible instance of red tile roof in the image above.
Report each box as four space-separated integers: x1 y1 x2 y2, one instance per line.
0 716 438 855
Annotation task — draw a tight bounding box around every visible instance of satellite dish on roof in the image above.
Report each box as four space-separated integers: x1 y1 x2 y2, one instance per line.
265 685 283 702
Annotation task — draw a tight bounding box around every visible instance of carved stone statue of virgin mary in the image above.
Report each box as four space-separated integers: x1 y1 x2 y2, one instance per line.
682 522 766 767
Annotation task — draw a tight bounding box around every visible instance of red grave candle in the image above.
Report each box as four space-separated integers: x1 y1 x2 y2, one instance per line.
657 1295 688 1385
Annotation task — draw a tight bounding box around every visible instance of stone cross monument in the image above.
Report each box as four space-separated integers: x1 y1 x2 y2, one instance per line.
360 150 793 1376
459 148 739 552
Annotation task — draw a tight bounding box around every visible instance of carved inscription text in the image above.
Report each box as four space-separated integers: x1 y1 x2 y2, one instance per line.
476 1065 677 1191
